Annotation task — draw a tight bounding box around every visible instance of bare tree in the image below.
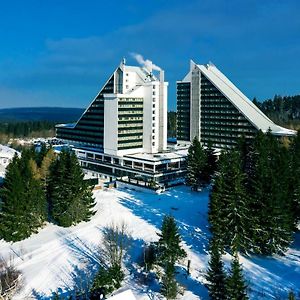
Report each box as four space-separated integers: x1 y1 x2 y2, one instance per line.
102 222 131 268
0 256 22 300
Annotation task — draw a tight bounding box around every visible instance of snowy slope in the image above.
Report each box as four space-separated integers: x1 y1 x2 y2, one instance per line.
0 186 299 299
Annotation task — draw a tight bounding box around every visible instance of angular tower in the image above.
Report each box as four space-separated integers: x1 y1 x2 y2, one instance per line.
177 61 295 148
56 60 168 155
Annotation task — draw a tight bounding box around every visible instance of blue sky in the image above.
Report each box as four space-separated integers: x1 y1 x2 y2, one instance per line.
0 0 299 111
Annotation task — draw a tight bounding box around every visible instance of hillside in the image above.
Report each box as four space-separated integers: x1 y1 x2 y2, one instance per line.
0 186 299 299
0 107 84 122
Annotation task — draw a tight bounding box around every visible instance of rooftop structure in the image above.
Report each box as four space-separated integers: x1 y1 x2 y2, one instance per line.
177 61 296 148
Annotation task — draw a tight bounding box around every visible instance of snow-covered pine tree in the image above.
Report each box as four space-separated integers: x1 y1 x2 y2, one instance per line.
156 215 187 265
227 253 248 300
205 238 227 300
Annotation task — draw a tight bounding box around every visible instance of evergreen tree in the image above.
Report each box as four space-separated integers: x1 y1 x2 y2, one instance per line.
48 150 96 227
209 150 251 253
203 141 217 183
37 143 48 167
247 130 293 254
40 148 56 189
186 136 207 190
227 253 248 300
0 153 46 242
161 262 178 300
289 130 300 226
156 215 187 265
205 238 227 300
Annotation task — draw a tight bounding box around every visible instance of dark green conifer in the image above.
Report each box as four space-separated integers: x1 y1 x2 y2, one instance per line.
205 238 227 300
0 153 46 242
203 141 217 183
48 150 96 227
209 150 251 253
156 215 187 265
227 253 248 300
161 262 178 300
186 136 207 190
289 130 300 226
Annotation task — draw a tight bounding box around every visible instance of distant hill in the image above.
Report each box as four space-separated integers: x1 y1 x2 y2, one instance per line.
0 107 84 123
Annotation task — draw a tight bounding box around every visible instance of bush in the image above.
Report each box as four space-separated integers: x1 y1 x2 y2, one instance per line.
0 257 22 299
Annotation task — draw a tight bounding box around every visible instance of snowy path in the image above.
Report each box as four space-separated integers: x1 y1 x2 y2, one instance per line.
0 186 300 299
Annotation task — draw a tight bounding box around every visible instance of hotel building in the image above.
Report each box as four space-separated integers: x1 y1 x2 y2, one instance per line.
56 60 187 186
177 61 295 148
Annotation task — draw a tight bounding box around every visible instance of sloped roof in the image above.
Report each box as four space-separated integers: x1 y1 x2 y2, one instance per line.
193 62 296 136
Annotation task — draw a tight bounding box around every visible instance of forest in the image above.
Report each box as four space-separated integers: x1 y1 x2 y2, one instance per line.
186 130 300 299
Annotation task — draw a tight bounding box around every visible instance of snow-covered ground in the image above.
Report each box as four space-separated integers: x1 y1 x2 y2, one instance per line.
0 185 299 299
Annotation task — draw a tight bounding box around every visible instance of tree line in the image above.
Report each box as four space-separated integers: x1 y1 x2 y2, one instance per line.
253 94 300 129
0 145 95 242
0 121 56 144
186 131 300 299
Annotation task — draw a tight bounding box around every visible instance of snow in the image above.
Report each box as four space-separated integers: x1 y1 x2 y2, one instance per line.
0 145 20 181
0 186 299 299
109 289 136 300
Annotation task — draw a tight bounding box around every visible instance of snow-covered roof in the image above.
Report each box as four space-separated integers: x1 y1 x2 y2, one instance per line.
0 145 19 159
184 61 296 137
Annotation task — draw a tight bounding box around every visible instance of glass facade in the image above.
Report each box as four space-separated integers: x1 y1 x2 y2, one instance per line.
176 82 191 141
200 74 257 148
117 97 144 150
176 72 258 148
56 73 115 149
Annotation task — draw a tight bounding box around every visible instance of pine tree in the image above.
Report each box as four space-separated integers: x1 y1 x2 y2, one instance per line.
37 143 48 167
161 262 178 300
156 215 187 265
203 141 217 183
247 131 293 254
209 150 251 253
227 253 248 300
40 148 56 189
48 150 96 227
0 153 46 242
205 238 227 300
289 130 300 226
186 136 207 190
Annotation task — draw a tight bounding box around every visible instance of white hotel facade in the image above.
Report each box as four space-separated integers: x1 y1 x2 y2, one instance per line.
56 60 187 186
